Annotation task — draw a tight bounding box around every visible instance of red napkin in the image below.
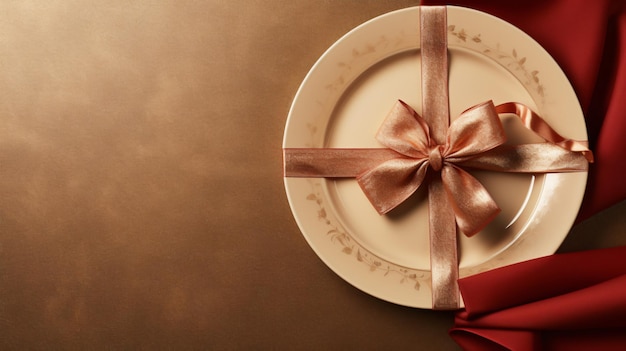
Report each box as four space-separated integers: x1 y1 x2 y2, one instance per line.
418 1 626 349
422 0 626 221
450 246 626 350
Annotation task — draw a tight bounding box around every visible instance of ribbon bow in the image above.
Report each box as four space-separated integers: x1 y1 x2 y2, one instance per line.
358 100 505 237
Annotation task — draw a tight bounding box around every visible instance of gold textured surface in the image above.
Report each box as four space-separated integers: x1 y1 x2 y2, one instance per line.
0 1 623 349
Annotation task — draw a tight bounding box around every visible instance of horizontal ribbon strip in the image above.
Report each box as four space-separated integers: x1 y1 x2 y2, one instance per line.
284 102 591 178
284 143 590 177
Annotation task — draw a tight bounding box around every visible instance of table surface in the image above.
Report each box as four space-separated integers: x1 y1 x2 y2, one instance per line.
0 1 624 349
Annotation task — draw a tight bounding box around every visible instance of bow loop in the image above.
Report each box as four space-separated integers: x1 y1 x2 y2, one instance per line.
376 100 432 158
445 101 507 160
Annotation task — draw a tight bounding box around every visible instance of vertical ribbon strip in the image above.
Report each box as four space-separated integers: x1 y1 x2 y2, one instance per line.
420 6 459 310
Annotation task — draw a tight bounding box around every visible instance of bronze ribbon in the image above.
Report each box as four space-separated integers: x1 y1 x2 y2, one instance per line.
420 6 458 309
283 6 592 309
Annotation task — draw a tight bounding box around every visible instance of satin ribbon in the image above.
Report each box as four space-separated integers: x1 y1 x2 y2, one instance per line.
283 6 592 309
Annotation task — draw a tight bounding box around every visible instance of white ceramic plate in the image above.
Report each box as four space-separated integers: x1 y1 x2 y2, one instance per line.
283 6 588 308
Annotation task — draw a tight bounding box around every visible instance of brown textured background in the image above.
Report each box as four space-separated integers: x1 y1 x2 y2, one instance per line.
0 1 623 349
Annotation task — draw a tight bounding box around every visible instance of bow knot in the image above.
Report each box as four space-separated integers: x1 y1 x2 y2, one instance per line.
428 145 444 172
357 100 506 237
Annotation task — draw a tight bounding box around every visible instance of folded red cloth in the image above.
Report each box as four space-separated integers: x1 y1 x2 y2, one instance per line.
422 0 626 221
449 246 626 350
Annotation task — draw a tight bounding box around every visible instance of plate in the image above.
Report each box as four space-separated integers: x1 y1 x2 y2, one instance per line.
283 6 588 308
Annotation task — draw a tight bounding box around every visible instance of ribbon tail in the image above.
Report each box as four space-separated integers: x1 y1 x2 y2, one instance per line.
495 102 594 163
442 164 501 237
357 158 429 215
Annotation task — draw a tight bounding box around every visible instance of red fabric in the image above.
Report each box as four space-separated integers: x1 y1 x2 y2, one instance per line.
450 246 626 350
419 1 626 349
